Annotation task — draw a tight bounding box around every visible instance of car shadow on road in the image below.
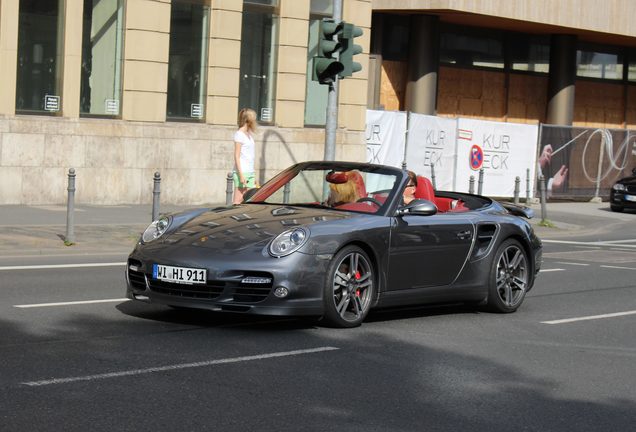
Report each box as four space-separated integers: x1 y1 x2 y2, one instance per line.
116 300 319 331
116 299 482 330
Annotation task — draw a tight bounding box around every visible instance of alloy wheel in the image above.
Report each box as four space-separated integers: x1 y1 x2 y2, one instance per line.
331 251 373 323
495 244 528 308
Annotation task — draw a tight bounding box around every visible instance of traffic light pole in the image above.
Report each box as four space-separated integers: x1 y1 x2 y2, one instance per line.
323 0 342 161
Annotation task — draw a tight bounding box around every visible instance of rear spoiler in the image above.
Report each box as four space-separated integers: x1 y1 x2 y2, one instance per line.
501 202 534 219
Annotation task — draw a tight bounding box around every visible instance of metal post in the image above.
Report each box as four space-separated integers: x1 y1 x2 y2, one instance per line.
65 168 76 245
539 175 548 221
514 176 520 205
283 183 291 204
592 130 606 202
152 172 161 221
477 168 484 195
430 164 437 190
469 175 475 194
323 0 343 161
402 111 410 170
226 172 234 205
526 168 531 203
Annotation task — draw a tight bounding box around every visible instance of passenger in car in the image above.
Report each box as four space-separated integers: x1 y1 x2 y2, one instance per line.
402 170 418 205
327 172 361 207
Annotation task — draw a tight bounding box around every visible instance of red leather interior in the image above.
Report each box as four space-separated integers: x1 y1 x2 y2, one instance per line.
336 202 377 213
413 175 468 213
414 176 435 201
326 170 367 198
347 170 367 198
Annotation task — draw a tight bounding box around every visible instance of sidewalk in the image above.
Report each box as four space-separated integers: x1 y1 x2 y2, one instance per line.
0 204 201 257
0 201 632 257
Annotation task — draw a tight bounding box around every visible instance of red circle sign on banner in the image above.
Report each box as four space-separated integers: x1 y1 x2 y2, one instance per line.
469 144 484 170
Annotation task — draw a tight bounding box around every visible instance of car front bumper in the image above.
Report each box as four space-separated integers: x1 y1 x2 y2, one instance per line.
125 245 330 317
610 189 636 209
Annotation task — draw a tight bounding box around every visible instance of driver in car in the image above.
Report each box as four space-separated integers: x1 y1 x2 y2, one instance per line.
402 170 418 205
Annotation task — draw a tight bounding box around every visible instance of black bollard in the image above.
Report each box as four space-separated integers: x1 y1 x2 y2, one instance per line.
226 172 233 205
539 175 548 221
152 172 161 221
65 168 76 245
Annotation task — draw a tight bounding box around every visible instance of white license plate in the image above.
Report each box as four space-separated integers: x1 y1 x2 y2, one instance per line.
153 264 207 284
625 194 636 202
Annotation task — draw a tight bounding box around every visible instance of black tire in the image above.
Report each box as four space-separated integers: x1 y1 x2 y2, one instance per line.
610 204 624 212
322 245 375 328
486 239 529 313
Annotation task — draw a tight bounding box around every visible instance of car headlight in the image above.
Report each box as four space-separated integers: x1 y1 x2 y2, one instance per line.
269 227 308 257
612 183 626 191
142 216 171 243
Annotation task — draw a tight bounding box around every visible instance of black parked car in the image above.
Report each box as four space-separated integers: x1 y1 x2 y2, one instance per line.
610 167 636 212
125 161 542 328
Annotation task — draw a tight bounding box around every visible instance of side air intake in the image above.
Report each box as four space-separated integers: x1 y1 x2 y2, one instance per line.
472 224 497 259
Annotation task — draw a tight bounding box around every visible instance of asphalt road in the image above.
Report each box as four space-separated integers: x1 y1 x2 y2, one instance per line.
1 223 635 431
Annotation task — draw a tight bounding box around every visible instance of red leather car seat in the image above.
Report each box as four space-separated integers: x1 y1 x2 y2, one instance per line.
347 170 367 199
414 176 435 201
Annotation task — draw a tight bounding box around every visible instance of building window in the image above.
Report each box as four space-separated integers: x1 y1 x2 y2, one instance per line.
577 49 623 81
80 0 124 117
440 29 504 70
509 36 550 74
16 0 62 114
378 14 410 62
305 0 333 126
166 1 210 120
629 51 636 82
239 1 278 124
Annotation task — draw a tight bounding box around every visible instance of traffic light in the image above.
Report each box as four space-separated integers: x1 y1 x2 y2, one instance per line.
338 23 363 78
312 19 344 85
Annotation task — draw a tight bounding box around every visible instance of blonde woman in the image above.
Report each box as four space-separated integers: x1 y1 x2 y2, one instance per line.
327 172 361 207
233 108 257 204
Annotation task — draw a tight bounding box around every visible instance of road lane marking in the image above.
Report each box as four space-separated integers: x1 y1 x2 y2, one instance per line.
542 310 636 325
0 262 126 271
539 268 565 272
22 347 340 387
555 262 590 266
541 239 636 249
600 265 636 270
14 299 129 308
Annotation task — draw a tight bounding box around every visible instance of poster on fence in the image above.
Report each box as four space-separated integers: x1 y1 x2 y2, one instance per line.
455 118 538 197
538 126 636 198
406 114 457 191
365 110 406 168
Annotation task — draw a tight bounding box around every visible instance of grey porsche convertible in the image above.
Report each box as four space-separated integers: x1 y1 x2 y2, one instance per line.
126 161 542 328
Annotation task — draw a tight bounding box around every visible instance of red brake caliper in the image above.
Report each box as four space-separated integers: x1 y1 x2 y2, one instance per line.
355 271 361 296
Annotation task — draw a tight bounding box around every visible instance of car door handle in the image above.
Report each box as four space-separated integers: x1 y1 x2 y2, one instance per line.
456 230 472 240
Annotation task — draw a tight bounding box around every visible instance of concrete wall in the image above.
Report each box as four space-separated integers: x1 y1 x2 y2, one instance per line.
0 0 371 205
0 116 365 205
372 0 636 39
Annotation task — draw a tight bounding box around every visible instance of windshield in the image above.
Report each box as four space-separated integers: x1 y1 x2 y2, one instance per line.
246 164 400 214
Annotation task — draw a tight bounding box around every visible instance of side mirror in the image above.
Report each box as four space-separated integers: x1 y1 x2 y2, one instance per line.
632 167 636 176
397 199 437 216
